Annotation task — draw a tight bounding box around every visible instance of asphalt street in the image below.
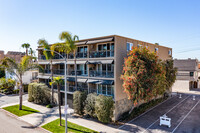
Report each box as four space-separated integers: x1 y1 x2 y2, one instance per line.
119 94 200 133
0 93 46 133
0 109 46 133
0 93 28 107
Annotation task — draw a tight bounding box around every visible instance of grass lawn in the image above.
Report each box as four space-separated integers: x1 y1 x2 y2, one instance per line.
2 104 39 116
42 119 98 133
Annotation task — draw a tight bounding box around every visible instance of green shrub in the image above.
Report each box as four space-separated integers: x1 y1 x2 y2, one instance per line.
13 89 19 94
84 93 97 117
28 83 51 105
95 95 114 123
73 91 87 115
0 78 15 94
46 104 53 108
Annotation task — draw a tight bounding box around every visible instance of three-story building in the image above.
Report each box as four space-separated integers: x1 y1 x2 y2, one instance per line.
37 35 172 120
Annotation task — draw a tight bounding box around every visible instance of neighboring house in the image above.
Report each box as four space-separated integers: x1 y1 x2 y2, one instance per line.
172 59 200 92
5 69 38 84
37 35 172 120
0 50 39 85
0 51 25 63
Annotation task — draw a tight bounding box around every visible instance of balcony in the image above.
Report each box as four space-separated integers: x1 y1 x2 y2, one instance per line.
68 52 88 59
38 54 66 60
53 69 65 75
89 50 114 58
53 85 65 91
89 70 114 78
76 52 87 58
68 85 88 93
68 70 88 76
40 69 51 74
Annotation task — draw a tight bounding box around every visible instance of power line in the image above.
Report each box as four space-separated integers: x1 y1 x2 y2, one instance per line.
174 48 200 55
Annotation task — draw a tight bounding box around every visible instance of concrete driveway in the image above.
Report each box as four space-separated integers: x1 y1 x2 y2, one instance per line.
119 93 200 133
0 93 28 107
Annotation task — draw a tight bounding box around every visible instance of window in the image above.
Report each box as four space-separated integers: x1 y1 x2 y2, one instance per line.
98 84 102 93
155 48 159 53
190 72 194 77
127 42 133 52
77 46 88 58
97 84 114 97
102 85 106 94
168 50 172 55
77 64 87 75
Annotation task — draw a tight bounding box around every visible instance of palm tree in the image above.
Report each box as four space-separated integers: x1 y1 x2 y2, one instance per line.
51 31 79 90
38 39 55 104
29 48 34 57
1 56 43 110
21 43 30 56
29 48 37 62
50 76 64 126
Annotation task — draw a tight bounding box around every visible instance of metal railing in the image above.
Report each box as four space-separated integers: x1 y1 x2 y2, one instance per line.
53 85 65 91
53 69 65 75
89 50 114 58
76 52 87 58
68 86 88 92
68 70 88 76
68 52 87 59
38 53 66 60
89 70 114 78
39 69 51 74
39 50 114 60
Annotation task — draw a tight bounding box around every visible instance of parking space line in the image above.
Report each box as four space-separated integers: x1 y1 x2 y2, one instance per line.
142 95 191 133
171 98 200 133
119 96 174 129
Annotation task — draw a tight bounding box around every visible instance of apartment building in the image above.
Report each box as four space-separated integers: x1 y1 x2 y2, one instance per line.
172 59 200 92
0 51 26 63
37 35 172 120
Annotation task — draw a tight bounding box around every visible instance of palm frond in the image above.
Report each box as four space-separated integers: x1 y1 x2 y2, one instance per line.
73 35 79 42
21 43 30 48
51 76 64 85
37 39 53 60
1 57 18 70
59 32 72 43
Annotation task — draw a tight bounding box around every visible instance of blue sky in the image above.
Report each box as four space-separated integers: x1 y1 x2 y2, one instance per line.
0 0 200 59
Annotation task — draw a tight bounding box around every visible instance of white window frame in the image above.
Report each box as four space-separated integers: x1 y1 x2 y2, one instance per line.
155 47 159 53
127 42 133 52
168 50 172 55
97 84 114 97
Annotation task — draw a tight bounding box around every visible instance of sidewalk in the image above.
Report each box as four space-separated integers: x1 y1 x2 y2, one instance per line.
1 101 126 133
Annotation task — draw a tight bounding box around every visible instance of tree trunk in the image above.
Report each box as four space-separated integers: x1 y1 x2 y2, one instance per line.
57 85 62 126
26 48 28 56
51 60 54 104
19 76 23 110
74 51 77 91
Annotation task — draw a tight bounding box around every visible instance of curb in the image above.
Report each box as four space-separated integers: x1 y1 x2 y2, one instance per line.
0 108 52 133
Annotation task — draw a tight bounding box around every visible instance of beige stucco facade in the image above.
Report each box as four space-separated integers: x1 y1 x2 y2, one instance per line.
37 35 172 120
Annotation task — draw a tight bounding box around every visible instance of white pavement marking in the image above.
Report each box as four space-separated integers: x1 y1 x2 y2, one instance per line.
119 96 174 129
142 95 191 133
171 98 200 133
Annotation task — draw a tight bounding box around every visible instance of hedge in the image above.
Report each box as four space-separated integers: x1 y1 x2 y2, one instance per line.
95 95 114 123
73 91 87 115
84 93 97 117
28 83 51 105
0 78 16 94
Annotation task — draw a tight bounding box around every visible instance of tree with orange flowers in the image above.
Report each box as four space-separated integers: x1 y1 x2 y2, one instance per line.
121 47 167 106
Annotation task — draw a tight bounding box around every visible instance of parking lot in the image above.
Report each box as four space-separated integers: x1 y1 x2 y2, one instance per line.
119 93 200 133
